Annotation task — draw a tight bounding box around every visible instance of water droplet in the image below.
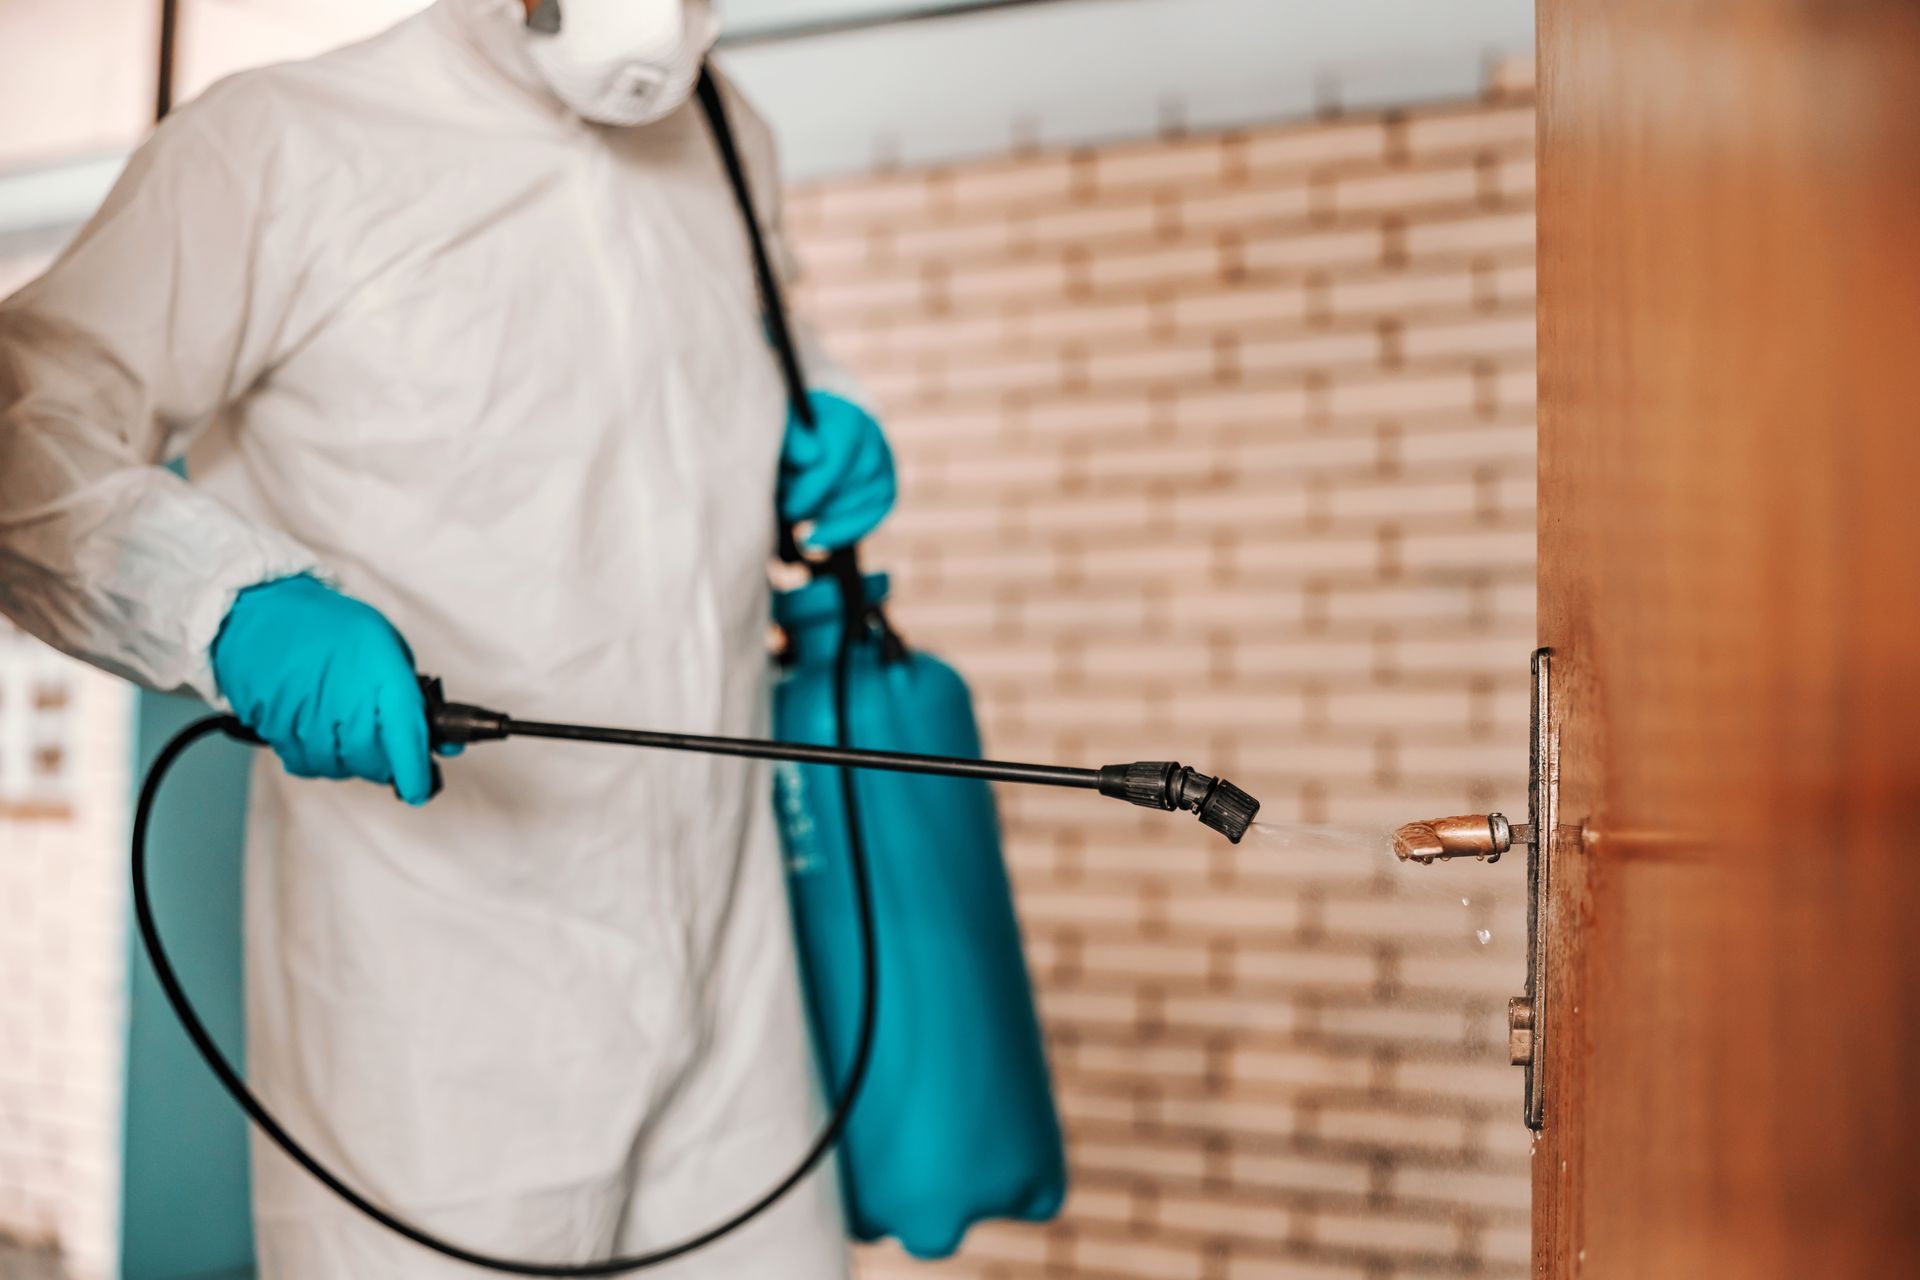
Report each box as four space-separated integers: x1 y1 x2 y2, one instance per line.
1476 928 1493 946
1460 896 1471 907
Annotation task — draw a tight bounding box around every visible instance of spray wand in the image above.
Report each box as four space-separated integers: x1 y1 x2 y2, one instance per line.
422 678 1261 843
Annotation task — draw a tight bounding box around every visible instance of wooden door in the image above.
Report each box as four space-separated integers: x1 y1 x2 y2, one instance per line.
1535 2 1920 1277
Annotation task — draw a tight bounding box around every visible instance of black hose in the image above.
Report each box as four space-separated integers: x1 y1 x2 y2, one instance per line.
131 574 882 1275
154 0 178 123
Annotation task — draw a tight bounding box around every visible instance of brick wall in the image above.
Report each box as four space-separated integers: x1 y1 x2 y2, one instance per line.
786 76 1537 1280
0 622 128 1280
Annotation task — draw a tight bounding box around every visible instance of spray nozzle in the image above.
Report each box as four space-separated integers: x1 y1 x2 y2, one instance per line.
1096 762 1262 844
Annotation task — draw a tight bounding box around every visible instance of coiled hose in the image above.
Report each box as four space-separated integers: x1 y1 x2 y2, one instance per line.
130 558 879 1275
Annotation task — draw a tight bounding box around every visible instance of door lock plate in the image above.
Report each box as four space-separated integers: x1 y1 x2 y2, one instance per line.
1391 648 1555 1131
1520 646 1554 1131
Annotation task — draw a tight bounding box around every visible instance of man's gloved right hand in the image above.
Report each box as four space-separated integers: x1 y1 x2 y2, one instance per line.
210 575 437 805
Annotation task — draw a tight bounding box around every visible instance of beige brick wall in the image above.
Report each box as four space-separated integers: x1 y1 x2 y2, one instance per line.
787 83 1537 1280
0 630 128 1280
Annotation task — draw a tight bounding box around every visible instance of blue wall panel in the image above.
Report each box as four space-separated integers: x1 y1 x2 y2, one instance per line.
120 691 254 1280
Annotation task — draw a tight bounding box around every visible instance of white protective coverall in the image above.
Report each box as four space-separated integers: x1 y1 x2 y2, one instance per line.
0 1 857 1275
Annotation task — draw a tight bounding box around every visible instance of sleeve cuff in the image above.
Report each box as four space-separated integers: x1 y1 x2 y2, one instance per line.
179 539 329 708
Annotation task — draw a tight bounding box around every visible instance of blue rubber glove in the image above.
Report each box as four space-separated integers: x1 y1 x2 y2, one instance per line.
210 575 437 805
780 390 897 551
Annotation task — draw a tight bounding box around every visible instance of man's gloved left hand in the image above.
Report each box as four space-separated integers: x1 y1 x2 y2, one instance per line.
780 390 897 551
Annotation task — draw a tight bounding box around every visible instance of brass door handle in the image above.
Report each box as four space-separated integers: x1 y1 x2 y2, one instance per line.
1391 812 1534 864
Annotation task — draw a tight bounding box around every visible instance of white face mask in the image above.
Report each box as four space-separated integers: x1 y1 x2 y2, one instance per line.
523 0 720 127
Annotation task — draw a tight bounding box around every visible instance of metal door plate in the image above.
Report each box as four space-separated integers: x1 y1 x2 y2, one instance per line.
1520 647 1555 1131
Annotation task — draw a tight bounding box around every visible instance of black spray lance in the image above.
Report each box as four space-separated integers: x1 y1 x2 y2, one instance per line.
423 678 1262 843
154 672 1265 846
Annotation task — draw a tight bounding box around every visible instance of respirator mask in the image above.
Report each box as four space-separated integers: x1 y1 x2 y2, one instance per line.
523 0 720 126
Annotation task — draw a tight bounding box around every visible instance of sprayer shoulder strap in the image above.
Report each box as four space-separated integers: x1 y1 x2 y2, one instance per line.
694 66 812 426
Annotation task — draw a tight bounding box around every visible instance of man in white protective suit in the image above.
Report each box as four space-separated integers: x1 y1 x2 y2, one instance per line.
0 0 898 1275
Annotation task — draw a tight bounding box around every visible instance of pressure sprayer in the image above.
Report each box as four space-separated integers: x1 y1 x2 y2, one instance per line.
131 577 1260 1277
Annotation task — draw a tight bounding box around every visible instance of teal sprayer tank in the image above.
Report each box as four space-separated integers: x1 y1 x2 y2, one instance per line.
772 572 1066 1258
